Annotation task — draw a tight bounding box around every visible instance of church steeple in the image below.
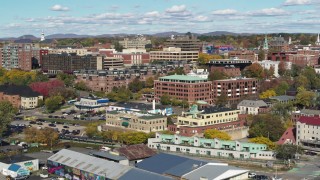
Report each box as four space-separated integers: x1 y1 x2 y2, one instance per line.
263 35 269 50
40 30 45 42
316 33 320 46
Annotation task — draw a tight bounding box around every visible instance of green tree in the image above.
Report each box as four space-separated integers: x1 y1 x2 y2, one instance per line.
278 61 287 76
168 67 185 75
0 101 17 136
113 42 124 52
272 102 294 119
74 81 89 91
258 49 265 61
295 75 309 89
249 137 276 150
128 78 145 93
145 77 154 88
275 81 289 95
248 114 286 141
204 129 231 140
296 86 316 108
122 131 149 145
215 92 228 107
45 95 64 113
160 93 171 105
107 86 132 102
208 70 228 81
85 123 101 138
57 73 75 87
275 144 303 160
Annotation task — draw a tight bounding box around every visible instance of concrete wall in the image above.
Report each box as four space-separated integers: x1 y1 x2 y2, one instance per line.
223 127 249 140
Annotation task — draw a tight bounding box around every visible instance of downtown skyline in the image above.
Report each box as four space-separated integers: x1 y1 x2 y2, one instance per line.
1 0 320 37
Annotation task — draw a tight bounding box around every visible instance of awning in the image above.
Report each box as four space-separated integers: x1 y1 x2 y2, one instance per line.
122 121 129 127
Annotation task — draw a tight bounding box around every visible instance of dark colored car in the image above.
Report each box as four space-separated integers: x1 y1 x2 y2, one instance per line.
48 115 53 118
253 175 269 180
37 122 43 125
29 121 36 124
305 151 317 156
63 126 69 129
48 123 56 127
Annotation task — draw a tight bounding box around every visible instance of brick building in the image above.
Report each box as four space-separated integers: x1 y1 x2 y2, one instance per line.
167 105 245 136
212 78 259 105
291 109 320 124
296 116 320 151
0 43 43 71
42 54 101 74
228 50 258 62
0 85 43 109
210 66 241 77
154 75 213 104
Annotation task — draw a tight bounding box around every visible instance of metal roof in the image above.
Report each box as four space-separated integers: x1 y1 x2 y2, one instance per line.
48 149 131 179
270 95 295 101
237 100 268 108
90 151 127 161
182 163 249 180
136 153 207 177
119 169 174 180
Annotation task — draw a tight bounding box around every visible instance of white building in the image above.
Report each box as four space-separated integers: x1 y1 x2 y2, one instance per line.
237 100 269 115
119 36 151 49
186 69 209 79
150 47 199 62
257 60 280 77
296 116 320 151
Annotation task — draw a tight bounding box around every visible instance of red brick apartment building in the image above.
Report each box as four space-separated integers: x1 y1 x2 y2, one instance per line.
212 78 259 105
210 66 241 77
154 75 213 104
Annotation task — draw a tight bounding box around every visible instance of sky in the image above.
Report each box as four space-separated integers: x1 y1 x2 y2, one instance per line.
1 0 320 37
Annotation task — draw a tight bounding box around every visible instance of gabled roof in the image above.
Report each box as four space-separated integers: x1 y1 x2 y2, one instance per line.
116 144 156 161
182 163 249 180
237 100 268 108
8 164 21 172
298 116 320 126
300 109 320 115
0 84 40 97
136 153 208 177
277 127 296 145
119 169 173 180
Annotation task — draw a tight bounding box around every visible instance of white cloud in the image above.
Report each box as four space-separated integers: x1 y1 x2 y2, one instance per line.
193 15 209 22
166 5 187 13
51 5 70 11
283 0 313 6
248 8 289 16
212 9 238 15
145 11 161 17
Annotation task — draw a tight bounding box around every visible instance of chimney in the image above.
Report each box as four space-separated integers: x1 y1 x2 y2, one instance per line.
153 99 156 110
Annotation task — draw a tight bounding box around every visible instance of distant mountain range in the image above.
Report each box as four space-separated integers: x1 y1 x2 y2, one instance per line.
0 31 256 41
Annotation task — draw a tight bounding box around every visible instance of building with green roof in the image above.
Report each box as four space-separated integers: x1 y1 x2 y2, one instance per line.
148 133 275 160
154 75 213 104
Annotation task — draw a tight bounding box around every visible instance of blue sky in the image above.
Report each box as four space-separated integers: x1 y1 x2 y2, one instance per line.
1 0 320 37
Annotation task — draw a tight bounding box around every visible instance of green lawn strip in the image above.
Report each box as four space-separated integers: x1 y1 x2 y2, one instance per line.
42 118 101 126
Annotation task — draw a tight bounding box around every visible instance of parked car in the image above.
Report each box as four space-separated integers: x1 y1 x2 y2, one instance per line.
63 126 69 129
254 175 269 180
48 115 53 118
29 121 36 124
37 122 43 125
48 123 56 127
305 151 317 156
248 172 257 178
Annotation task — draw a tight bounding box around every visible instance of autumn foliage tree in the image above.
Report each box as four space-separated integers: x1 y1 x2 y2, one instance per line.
204 129 231 140
249 137 276 150
29 80 64 97
243 63 265 79
24 127 59 149
259 89 276 99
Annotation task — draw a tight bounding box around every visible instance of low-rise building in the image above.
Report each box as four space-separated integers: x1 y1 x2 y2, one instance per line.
49 48 88 56
74 97 109 111
237 100 269 115
119 36 151 49
148 133 275 159
186 69 209 79
150 47 199 62
296 116 320 151
292 109 320 124
269 95 296 104
257 60 280 77
277 127 296 145
105 110 167 133
154 75 213 104
164 34 201 51
212 77 259 105
168 105 245 137
0 85 43 109
228 50 258 62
